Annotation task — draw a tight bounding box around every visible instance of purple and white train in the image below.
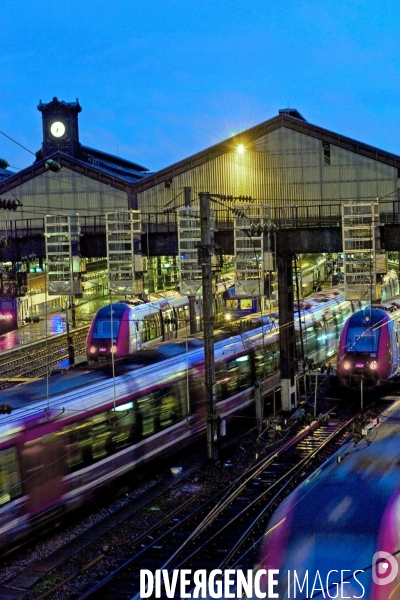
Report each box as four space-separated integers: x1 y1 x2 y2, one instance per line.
337 301 400 389
0 287 356 550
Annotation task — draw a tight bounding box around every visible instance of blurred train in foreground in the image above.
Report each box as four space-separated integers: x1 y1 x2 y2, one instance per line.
0 287 359 549
258 398 400 599
337 300 400 389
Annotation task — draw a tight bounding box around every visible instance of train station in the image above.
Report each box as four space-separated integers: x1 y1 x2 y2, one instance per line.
0 98 400 404
1 99 400 599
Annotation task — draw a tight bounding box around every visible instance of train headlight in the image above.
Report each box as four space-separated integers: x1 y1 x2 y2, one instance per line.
89 346 97 354
343 361 350 370
370 360 378 370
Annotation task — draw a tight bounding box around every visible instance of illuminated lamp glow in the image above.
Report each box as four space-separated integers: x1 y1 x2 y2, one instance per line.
370 361 378 369
111 345 117 354
237 143 245 154
236 355 249 362
225 314 232 321
343 361 350 370
89 346 97 354
112 402 133 412
5 314 12 320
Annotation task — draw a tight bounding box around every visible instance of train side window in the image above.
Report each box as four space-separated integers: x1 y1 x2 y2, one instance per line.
170 380 187 419
143 315 162 342
239 299 253 310
137 386 182 435
225 359 240 395
215 361 229 400
61 413 112 472
314 322 324 347
305 326 317 353
226 355 251 393
158 386 181 427
109 406 138 448
225 299 239 310
254 348 276 378
325 316 335 336
0 446 22 505
137 394 157 435
91 415 115 461
177 306 188 329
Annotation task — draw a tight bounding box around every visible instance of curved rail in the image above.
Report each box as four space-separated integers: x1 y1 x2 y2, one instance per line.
78 408 372 600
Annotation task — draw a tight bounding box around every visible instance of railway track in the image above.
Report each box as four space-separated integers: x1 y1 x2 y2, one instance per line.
77 411 352 600
6 404 379 600
0 403 383 600
0 326 89 387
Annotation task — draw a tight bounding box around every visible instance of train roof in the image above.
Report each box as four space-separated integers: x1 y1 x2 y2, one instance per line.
347 306 393 326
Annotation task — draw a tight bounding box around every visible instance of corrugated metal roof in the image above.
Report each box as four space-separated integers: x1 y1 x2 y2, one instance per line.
132 109 400 193
0 167 13 182
81 145 149 173
0 145 151 194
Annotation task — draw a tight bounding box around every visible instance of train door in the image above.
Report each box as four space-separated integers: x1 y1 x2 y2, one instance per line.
19 433 66 515
324 316 337 356
161 308 175 341
142 313 162 344
175 304 190 338
130 318 142 352
188 365 206 422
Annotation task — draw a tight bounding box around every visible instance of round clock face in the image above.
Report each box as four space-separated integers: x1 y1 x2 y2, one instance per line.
50 121 66 138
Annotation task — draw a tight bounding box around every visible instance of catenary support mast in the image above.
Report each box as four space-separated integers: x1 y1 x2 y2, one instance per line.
199 192 218 461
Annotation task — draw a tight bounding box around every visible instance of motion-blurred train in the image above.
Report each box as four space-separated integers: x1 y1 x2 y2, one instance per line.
337 300 400 389
0 287 357 549
257 398 400 599
86 281 234 361
86 282 356 363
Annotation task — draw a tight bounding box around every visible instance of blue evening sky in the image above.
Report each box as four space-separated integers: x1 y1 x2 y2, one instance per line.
1 0 400 173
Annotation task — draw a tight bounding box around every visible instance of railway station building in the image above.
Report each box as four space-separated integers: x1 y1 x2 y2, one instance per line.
0 98 400 296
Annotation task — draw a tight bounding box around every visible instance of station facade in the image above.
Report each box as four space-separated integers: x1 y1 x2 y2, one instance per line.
0 99 399 295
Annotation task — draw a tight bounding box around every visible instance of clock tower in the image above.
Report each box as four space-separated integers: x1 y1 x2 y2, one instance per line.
37 97 82 159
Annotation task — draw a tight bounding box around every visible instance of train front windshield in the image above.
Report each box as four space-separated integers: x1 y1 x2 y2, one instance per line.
91 304 126 341
92 318 120 341
345 311 382 352
346 326 380 352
